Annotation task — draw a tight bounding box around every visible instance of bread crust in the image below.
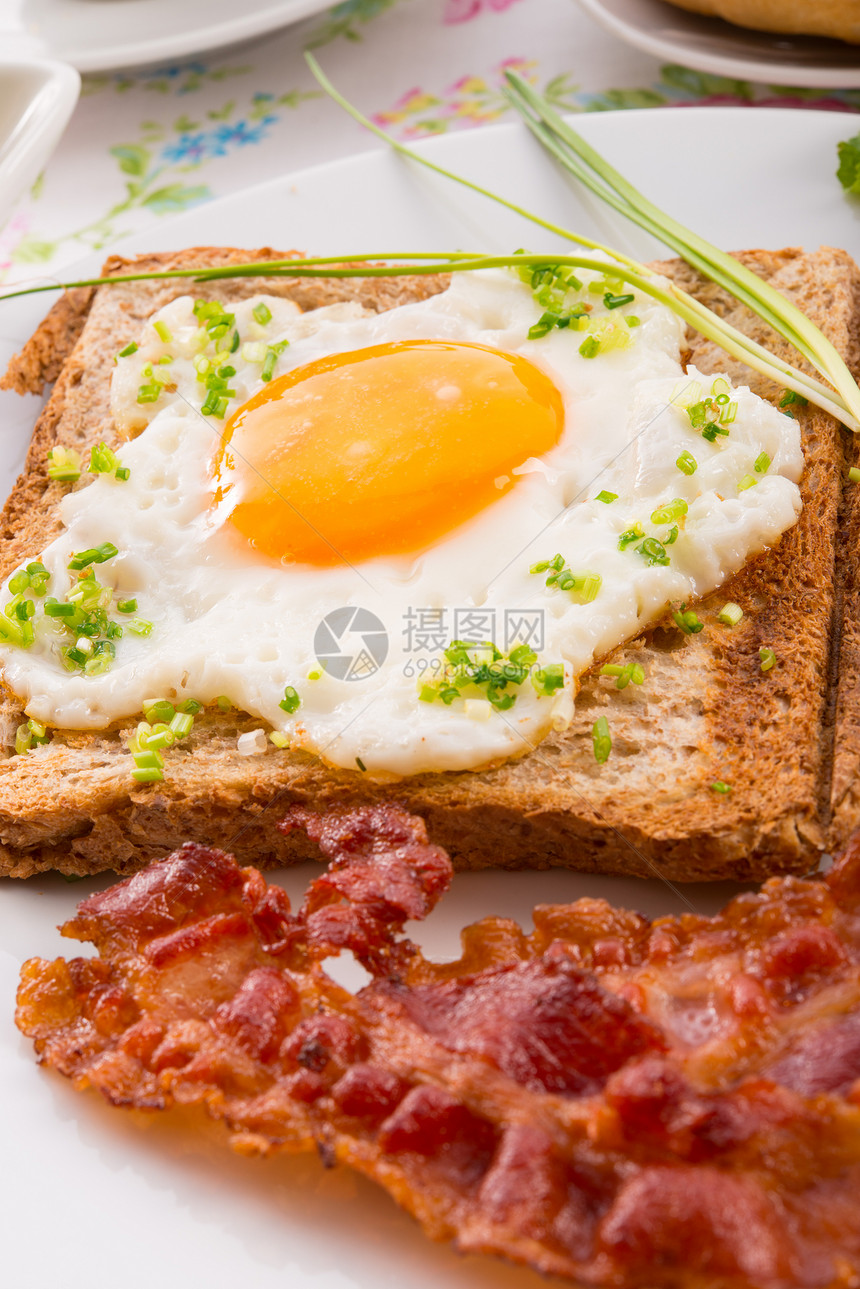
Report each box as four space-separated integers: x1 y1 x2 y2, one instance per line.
0 245 856 881
662 0 860 44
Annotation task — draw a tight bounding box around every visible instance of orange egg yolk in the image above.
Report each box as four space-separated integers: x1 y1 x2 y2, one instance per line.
213 339 564 566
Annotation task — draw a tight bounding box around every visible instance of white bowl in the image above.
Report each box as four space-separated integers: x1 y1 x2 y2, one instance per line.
0 58 80 229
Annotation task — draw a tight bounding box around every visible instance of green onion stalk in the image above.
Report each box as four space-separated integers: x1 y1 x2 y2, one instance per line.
2 55 858 433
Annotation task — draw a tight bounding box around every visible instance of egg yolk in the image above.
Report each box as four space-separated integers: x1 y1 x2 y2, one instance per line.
213 339 564 565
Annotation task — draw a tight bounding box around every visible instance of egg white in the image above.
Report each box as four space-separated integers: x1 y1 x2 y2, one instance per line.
0 268 803 775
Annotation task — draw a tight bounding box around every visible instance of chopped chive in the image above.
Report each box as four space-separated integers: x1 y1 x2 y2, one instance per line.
760 646 776 672
132 766 164 784
603 291 635 309
28 718 47 738
47 446 82 482
672 604 704 634
143 698 175 724
592 714 612 764
169 711 194 739
253 301 273 325
595 490 617 503
618 524 644 550
67 542 118 570
528 310 559 339
636 537 670 566
261 339 289 382
718 602 743 627
531 662 565 697
201 389 230 417
754 452 771 474
117 341 138 358
779 389 808 409
701 423 730 443
88 442 120 474
530 554 564 575
650 497 688 526
279 685 301 714
675 450 697 476
44 599 76 618
600 661 644 690
141 723 175 750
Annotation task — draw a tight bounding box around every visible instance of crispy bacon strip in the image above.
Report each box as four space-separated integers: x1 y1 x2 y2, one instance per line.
16 806 860 1288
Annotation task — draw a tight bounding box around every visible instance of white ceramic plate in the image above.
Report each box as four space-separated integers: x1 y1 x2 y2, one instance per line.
0 57 79 227
0 0 334 73
1 105 859 1289
576 0 860 89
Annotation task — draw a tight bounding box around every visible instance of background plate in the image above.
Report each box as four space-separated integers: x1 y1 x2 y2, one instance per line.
0 56 79 227
576 0 860 89
1 105 859 1288
0 0 334 73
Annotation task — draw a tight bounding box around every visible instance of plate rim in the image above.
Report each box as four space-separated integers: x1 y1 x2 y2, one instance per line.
5 101 860 310
17 0 334 74
575 0 860 89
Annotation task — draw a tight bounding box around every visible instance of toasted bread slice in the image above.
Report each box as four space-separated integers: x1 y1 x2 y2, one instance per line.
0 245 856 881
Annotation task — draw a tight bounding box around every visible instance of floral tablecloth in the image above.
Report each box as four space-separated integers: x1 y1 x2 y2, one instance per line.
3 0 860 287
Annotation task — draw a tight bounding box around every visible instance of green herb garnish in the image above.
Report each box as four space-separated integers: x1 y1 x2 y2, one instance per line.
837 132 860 195
672 604 704 635
592 715 611 763
279 685 301 714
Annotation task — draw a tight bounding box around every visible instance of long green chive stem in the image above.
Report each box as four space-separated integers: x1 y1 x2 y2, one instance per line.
3 247 846 423
502 70 860 429
3 58 857 431
302 56 858 428
304 53 639 272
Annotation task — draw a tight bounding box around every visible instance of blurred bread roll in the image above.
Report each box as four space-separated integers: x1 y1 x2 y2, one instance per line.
664 0 860 44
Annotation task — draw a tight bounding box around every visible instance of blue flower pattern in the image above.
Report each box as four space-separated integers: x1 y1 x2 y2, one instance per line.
160 115 278 165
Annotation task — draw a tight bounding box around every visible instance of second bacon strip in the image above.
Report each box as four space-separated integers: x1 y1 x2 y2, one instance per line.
16 804 860 1288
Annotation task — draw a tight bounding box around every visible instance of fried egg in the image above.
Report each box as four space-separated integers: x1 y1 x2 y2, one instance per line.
0 267 803 775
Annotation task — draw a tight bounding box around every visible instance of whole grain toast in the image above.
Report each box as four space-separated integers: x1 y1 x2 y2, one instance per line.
0 244 857 882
